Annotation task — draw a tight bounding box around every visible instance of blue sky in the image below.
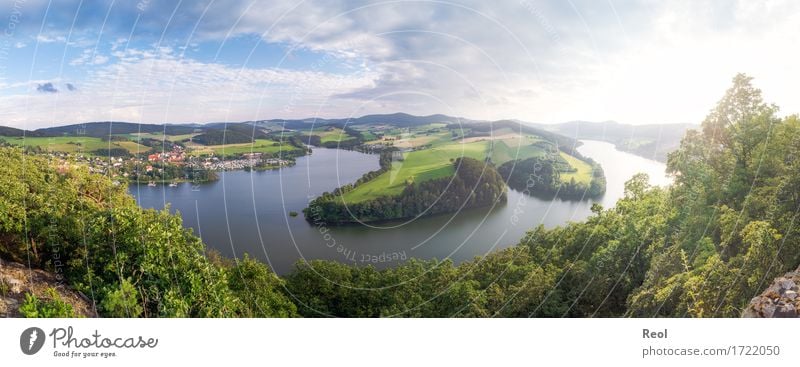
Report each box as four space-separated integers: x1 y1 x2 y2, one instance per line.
0 0 798 128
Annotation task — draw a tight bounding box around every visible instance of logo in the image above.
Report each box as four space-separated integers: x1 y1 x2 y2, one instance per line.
20 327 46 355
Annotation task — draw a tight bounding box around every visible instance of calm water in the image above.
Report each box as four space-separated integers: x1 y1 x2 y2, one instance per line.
131 140 669 274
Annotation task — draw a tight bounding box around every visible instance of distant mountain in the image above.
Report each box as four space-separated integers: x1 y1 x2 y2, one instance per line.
0 115 696 161
251 112 471 129
0 126 44 137
33 121 198 137
537 120 696 162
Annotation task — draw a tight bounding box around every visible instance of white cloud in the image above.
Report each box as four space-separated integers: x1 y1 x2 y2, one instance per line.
196 0 800 124
36 34 66 43
0 46 377 128
5 0 800 126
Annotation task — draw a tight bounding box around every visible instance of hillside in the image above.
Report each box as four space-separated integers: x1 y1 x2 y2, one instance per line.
540 120 695 162
0 126 43 137
34 121 198 137
0 259 96 317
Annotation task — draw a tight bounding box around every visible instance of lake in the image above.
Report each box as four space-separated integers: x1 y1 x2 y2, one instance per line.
131 140 670 275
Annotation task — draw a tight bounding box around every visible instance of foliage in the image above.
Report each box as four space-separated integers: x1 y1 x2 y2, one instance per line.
498 156 606 200
100 278 144 317
226 255 298 317
19 289 75 318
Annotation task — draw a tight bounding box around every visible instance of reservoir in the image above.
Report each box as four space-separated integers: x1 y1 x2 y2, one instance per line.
131 140 670 274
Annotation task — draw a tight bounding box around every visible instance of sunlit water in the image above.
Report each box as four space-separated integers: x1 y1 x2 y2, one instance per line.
131 140 669 274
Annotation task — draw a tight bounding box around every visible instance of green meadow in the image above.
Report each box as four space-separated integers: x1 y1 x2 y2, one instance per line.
303 127 356 143
341 129 596 203
186 139 292 157
558 152 594 184
342 140 489 203
0 136 149 155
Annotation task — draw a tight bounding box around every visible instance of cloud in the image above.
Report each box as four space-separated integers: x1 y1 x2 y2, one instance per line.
3 0 800 126
36 83 58 93
36 34 67 44
0 46 376 127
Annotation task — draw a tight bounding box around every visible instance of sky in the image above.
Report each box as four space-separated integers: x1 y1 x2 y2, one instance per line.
0 0 798 129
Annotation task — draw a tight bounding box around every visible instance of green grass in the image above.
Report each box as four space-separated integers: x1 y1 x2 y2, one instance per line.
359 131 377 141
489 137 545 166
559 152 594 184
126 132 200 142
342 141 489 203
0 136 148 155
303 127 356 143
186 139 292 157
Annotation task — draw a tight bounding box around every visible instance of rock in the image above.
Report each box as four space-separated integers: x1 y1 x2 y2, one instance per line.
1 275 24 294
777 279 797 292
761 303 777 318
773 304 797 318
742 267 800 318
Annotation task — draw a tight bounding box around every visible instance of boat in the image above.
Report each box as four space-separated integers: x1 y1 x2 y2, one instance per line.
147 181 157 187
168 182 178 187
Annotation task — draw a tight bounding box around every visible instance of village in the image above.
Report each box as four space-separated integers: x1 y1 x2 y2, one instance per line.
43 145 294 186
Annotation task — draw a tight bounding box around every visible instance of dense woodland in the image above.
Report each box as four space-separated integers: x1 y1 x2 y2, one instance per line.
0 74 797 317
305 157 508 224
498 156 606 200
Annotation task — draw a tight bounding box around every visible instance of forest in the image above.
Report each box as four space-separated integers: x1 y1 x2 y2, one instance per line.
498 156 606 200
305 156 508 224
0 74 797 317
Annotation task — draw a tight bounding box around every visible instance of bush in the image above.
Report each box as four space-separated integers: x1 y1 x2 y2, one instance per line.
100 278 144 317
19 289 75 318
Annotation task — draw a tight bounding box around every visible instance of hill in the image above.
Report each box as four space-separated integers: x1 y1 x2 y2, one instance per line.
539 120 695 162
34 121 198 137
0 126 43 137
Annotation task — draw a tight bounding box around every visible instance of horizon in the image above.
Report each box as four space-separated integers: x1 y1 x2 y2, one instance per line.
2 112 698 131
2 1 798 129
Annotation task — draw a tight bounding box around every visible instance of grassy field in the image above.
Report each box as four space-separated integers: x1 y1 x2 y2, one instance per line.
303 127 356 143
128 132 200 142
342 140 489 203
558 152 594 184
489 136 546 165
186 139 291 157
0 136 148 155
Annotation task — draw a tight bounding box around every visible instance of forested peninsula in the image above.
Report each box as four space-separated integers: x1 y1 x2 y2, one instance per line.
305 155 507 224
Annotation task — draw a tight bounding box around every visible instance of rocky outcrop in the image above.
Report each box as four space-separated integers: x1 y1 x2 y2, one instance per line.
0 258 97 318
742 269 800 318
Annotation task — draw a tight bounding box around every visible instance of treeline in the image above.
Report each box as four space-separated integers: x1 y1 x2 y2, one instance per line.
305 157 508 224
498 156 606 200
